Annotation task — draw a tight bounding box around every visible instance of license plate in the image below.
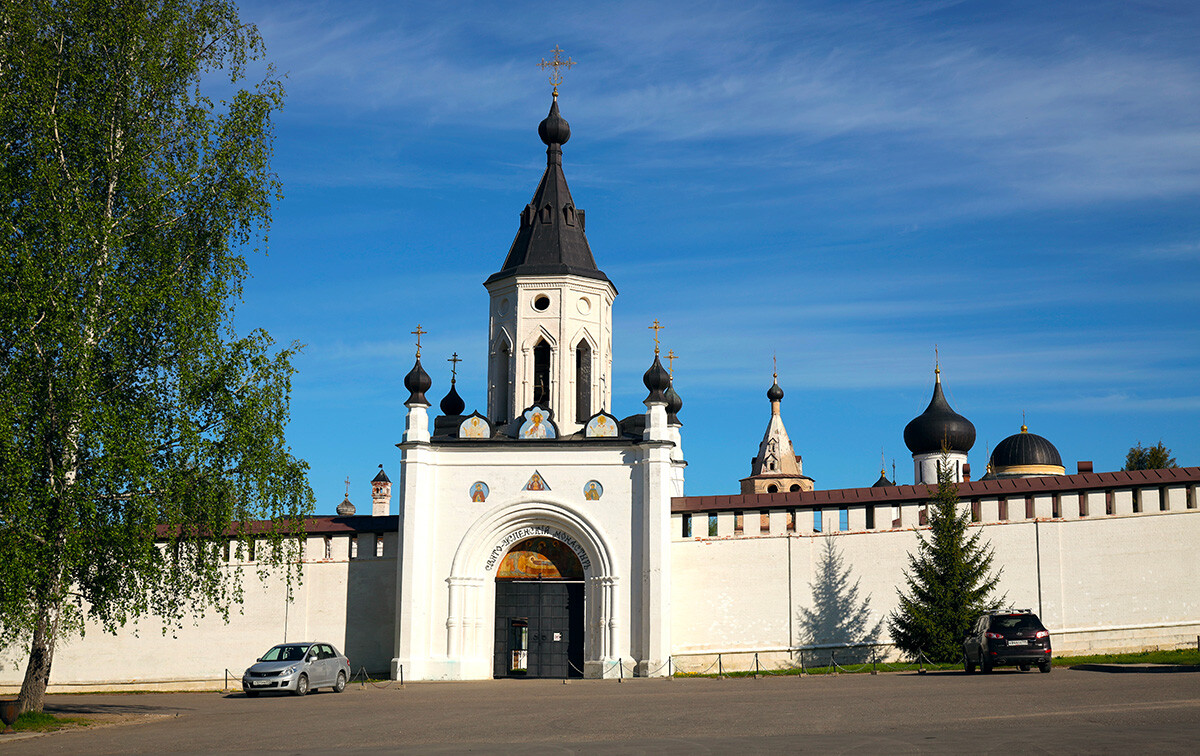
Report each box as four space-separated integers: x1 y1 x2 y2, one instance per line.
250 680 271 687
1008 640 1029 646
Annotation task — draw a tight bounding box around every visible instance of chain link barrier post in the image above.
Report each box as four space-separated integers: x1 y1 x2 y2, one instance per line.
717 653 723 679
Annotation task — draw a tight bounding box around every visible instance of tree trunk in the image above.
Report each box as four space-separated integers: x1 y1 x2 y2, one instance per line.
17 598 61 714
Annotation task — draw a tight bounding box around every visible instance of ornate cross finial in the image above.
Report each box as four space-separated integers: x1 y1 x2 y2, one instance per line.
773 353 778 381
411 324 427 358
448 352 461 381
539 45 576 98
934 344 940 375
344 476 350 497
1021 410 1027 432
648 319 663 355
666 349 678 376
881 448 887 476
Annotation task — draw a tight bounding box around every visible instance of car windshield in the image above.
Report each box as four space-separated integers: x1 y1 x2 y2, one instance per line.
991 615 1044 632
260 644 309 662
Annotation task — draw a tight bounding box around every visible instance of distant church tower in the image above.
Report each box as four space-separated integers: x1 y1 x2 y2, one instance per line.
483 93 616 434
903 364 975 484
740 372 814 494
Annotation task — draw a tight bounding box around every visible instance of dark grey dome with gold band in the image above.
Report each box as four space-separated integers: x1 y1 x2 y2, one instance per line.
989 425 1064 476
903 372 976 454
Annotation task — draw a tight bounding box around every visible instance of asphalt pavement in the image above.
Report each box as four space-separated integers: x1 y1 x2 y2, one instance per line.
4 666 1199 754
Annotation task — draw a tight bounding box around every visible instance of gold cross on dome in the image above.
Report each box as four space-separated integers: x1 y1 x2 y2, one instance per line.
666 349 678 376
411 324 426 357
344 476 350 497
539 45 576 97
648 319 664 355
773 352 778 380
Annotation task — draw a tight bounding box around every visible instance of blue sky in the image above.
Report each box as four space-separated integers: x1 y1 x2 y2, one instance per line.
228 0 1200 513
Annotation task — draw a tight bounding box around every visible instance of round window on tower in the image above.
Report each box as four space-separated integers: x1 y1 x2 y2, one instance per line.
577 296 591 315
533 295 551 312
498 298 510 316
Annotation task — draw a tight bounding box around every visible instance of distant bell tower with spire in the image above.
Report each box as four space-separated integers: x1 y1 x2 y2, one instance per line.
484 48 617 435
740 360 814 494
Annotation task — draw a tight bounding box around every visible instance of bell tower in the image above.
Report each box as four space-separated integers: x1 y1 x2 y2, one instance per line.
484 80 616 435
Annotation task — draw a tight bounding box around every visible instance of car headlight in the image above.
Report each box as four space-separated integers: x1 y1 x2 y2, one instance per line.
283 665 299 676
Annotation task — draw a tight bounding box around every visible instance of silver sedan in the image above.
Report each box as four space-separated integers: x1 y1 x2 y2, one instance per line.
242 641 351 696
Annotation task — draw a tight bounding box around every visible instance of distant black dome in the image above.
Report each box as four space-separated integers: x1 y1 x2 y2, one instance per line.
767 380 784 402
991 427 1063 469
439 381 465 416
643 355 670 404
872 472 893 488
538 99 571 146
404 357 431 406
903 375 976 455
665 381 683 425
336 496 355 516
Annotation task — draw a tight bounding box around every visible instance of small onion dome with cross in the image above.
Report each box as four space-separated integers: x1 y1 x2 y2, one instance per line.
440 381 465 416
988 424 1065 477
404 356 432 406
643 355 671 404
665 380 683 425
903 368 976 455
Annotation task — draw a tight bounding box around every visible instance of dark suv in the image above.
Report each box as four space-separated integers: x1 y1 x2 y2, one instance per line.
963 610 1052 673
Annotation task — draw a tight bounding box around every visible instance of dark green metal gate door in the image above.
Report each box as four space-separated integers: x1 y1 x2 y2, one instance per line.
494 581 583 678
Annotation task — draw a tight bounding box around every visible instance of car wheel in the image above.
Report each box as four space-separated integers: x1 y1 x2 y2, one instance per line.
333 671 346 693
245 690 258 698
981 656 992 674
964 657 975 674
1039 662 1051 674
1018 664 1030 672
294 673 309 696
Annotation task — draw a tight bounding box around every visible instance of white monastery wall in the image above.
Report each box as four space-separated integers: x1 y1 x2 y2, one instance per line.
0 533 396 693
671 506 1200 670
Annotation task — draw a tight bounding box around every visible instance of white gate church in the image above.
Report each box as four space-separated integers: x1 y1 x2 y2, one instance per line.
391 90 685 680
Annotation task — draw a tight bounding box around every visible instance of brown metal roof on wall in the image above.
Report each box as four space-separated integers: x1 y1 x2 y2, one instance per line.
157 515 398 538
672 467 1200 513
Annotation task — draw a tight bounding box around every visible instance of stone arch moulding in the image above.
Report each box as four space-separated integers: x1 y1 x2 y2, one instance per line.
446 496 620 672
490 327 514 354
521 324 558 352
569 325 598 352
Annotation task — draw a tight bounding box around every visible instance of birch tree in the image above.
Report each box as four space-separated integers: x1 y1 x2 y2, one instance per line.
0 0 313 712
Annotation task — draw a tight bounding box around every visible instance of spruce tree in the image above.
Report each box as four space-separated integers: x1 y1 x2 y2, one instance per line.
888 453 1003 661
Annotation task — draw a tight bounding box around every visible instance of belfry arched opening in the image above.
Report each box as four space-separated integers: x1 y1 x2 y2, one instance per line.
493 536 584 678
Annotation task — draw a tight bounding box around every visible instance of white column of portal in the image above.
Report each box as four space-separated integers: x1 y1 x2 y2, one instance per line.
445 577 464 657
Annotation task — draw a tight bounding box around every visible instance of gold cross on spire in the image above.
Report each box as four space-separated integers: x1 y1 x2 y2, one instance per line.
539 45 576 98
448 352 461 381
648 319 663 355
344 476 350 497
666 349 678 376
934 344 940 375
411 324 426 358
773 352 778 380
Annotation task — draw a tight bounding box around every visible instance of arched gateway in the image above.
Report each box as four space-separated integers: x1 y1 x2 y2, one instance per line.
442 499 621 679
493 536 584 677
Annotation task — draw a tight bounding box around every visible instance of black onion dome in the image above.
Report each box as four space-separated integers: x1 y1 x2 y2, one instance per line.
538 98 571 146
439 381 465 416
991 427 1063 469
643 355 670 404
404 357 432 406
903 377 976 454
767 380 784 402
872 472 893 488
665 381 683 425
